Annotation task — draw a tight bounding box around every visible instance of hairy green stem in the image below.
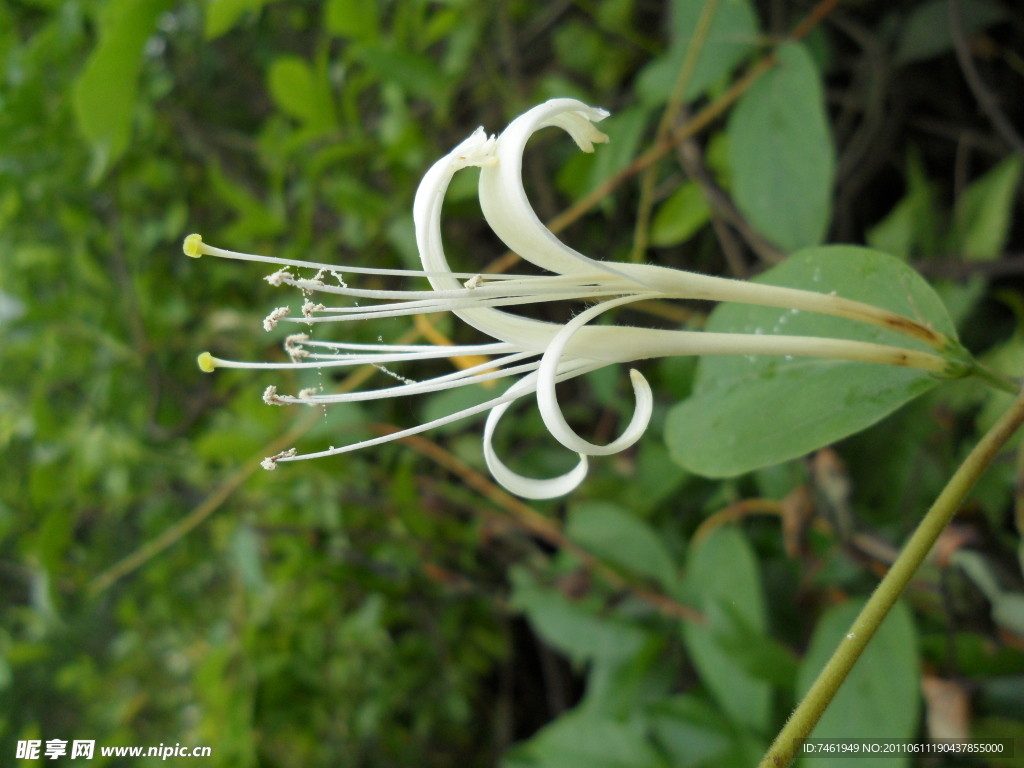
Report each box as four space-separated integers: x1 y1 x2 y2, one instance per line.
759 382 1024 768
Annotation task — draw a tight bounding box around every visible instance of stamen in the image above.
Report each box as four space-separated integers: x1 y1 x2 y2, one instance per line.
265 269 295 286
301 300 325 319
273 356 599 465
264 306 291 331
261 448 297 470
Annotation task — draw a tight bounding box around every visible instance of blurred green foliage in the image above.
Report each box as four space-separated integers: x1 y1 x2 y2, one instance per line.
2 0 1024 765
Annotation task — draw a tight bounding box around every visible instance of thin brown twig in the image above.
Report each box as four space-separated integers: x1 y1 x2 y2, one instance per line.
789 0 843 42
674 132 786 265
375 425 705 624
691 499 786 545
949 0 1024 157
630 0 722 263
709 214 750 277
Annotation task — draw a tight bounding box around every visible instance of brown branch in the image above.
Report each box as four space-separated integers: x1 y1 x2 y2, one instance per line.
949 0 1024 157
674 132 786 265
789 0 843 42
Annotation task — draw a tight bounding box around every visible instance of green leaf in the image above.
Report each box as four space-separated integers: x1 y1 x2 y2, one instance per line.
797 599 920 768
894 0 1008 66
230 525 264 592
324 0 379 42
205 0 277 39
566 501 678 591
504 710 663 768
665 246 956 478
650 181 711 247
971 719 1024 768
71 0 171 180
636 0 759 105
953 550 1024 637
205 160 284 241
728 42 835 253
950 155 1022 260
267 56 337 133
509 567 648 664
358 45 451 104
627 441 690 514
682 526 772 733
647 695 734 768
866 150 940 261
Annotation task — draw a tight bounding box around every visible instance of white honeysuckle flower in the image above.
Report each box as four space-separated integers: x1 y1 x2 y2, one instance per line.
186 98 967 499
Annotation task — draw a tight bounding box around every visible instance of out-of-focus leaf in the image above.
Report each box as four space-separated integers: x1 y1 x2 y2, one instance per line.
553 20 604 76
665 246 956 478
636 0 758 105
205 161 284 241
728 42 834 253
953 550 1024 637
231 524 264 591
205 0 277 39
647 695 733 768
950 155 1022 261
628 441 690 514
974 331 1024 450
358 45 451 104
324 0 379 42
919 632 1024 678
971 719 1024 768
894 0 1008 66
267 56 337 133
71 0 171 180
504 710 662 768
682 526 771 733
566 501 677 590
797 599 920 768
509 567 648 664
650 181 711 247
867 150 940 261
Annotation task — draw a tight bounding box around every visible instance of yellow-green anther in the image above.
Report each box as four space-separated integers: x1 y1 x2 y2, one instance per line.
197 352 216 372
183 234 204 258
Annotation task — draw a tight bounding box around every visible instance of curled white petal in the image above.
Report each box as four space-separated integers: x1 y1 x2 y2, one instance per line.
478 98 650 288
537 296 655 456
413 123 563 351
483 374 588 499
